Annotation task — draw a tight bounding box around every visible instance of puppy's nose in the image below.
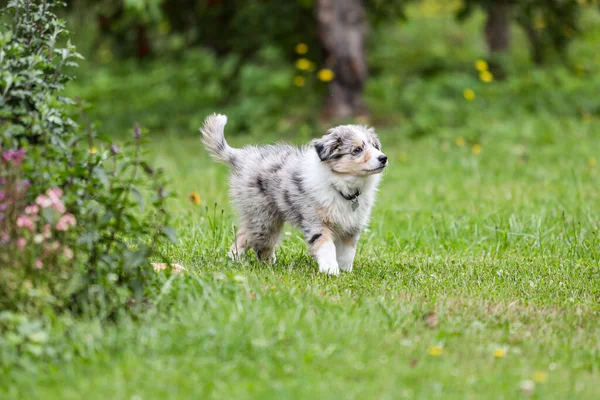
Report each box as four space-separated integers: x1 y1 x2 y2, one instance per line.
378 154 388 165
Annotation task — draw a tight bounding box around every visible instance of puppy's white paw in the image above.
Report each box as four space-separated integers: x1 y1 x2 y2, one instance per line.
339 260 353 272
319 261 340 276
227 248 244 261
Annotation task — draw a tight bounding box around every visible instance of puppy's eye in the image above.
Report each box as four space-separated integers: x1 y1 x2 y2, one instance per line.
352 147 363 156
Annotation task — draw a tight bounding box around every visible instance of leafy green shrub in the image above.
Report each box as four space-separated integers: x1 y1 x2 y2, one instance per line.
0 0 176 348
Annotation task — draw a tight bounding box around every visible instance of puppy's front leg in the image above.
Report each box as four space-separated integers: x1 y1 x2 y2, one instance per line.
307 229 339 276
336 234 359 272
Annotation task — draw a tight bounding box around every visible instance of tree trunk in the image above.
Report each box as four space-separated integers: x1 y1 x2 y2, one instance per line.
484 2 512 53
521 21 545 65
315 0 368 120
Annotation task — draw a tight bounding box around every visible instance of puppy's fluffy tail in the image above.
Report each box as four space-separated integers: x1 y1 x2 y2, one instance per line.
200 113 237 165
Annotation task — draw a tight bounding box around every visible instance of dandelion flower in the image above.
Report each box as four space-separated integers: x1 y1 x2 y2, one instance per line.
294 76 306 87
88 147 98 154
588 157 597 167
463 88 475 101
480 70 494 83
475 59 488 72
317 68 335 82
428 345 443 356
534 371 548 383
455 136 465 147
493 348 506 358
472 144 482 154
189 192 202 206
295 43 308 55
296 58 311 71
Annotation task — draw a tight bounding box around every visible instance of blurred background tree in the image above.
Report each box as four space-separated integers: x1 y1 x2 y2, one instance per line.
457 0 597 67
50 0 599 130
64 0 411 120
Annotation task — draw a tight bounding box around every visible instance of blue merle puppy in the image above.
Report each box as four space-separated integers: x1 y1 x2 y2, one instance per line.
200 114 387 275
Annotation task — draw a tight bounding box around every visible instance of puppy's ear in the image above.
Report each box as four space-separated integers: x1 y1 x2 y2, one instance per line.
312 133 341 161
364 126 381 150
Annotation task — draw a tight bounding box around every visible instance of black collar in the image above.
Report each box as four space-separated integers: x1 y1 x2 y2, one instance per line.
336 188 361 201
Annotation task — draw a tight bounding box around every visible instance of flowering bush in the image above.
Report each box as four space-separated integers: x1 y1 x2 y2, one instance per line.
0 0 176 336
1 149 81 312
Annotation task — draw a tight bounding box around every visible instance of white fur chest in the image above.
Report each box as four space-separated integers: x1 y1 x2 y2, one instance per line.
327 191 373 235
303 151 381 237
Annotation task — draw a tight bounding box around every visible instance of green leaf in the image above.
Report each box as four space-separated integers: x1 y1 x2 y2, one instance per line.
162 226 178 244
94 167 109 189
131 187 145 212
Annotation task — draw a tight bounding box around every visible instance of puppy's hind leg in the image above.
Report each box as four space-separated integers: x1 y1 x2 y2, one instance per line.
228 227 249 261
253 219 284 264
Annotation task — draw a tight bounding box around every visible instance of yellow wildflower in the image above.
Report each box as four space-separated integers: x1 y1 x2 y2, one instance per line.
294 76 306 87
317 68 335 82
296 58 311 71
463 88 475 101
189 192 201 206
455 136 465 147
472 144 482 155
588 157 597 167
480 70 494 83
533 371 548 383
493 348 506 358
428 345 443 356
475 59 488 72
295 43 308 55
88 147 98 154
399 152 408 162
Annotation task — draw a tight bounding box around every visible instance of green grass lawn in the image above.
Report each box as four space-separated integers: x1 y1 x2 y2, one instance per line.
4 115 600 398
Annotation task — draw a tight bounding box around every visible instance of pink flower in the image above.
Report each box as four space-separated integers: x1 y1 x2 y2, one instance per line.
35 259 43 269
25 204 39 215
17 237 27 250
56 213 76 231
43 224 52 239
46 188 66 214
52 199 66 214
47 188 63 199
16 215 34 231
63 247 74 260
1 232 8 244
35 194 52 208
1 148 26 165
